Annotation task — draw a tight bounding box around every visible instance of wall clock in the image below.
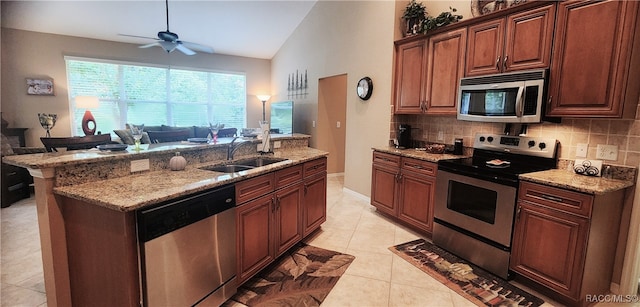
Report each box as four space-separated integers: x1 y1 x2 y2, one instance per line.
357 77 373 100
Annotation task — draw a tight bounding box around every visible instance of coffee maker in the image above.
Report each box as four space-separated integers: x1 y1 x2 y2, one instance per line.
398 124 411 149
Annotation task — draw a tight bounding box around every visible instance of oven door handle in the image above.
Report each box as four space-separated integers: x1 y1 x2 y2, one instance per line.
437 167 519 187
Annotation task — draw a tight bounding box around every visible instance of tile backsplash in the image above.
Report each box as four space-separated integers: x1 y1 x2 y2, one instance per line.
390 105 640 167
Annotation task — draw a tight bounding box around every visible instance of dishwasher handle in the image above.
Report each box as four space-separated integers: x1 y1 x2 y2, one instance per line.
137 184 235 242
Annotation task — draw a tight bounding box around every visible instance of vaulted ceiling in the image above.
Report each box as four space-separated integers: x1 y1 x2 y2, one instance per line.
1 0 318 59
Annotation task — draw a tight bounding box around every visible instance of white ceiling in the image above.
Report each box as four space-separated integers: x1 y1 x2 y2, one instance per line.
1 0 318 59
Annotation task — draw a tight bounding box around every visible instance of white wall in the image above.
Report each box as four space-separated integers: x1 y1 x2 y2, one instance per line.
271 0 396 196
1 28 271 147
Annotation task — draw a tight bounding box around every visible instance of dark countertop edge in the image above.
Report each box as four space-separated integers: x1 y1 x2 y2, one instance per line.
53 149 328 212
519 170 635 195
2 134 311 169
372 146 469 162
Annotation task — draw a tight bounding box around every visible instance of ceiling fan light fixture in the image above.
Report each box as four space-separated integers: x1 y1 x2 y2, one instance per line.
159 41 177 53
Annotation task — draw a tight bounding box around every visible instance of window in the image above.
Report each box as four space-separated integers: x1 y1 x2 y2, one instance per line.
65 57 246 136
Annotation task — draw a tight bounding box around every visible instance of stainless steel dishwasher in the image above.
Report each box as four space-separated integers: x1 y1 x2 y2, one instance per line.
137 184 236 306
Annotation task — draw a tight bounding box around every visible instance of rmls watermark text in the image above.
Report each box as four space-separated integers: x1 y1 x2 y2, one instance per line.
586 294 640 304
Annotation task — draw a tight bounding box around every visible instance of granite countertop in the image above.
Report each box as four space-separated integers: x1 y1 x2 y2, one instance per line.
54 147 327 212
2 134 311 169
519 169 635 195
373 146 468 163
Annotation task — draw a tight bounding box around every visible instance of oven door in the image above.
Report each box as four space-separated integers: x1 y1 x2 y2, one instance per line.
434 170 517 247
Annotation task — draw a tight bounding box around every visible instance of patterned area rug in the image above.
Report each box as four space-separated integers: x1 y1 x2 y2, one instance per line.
390 239 544 307
225 243 355 307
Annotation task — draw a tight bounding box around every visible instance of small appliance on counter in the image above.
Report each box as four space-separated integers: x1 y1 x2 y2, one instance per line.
397 124 411 149
453 138 463 155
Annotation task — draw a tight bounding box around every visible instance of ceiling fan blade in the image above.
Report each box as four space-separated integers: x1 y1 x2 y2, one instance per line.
139 42 160 49
175 44 196 56
119 33 159 41
181 41 214 54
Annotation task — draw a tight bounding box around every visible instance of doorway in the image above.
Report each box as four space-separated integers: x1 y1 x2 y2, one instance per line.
317 74 347 174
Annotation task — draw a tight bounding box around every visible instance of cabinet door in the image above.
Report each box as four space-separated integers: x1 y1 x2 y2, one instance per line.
466 18 504 76
394 39 427 114
303 173 327 237
274 184 303 257
547 0 638 117
371 164 398 216
504 4 555 72
397 171 435 233
236 194 274 284
424 28 467 115
511 201 589 299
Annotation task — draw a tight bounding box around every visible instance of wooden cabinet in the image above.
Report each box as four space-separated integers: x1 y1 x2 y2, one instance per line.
236 159 326 285
2 127 32 207
466 4 555 76
370 151 436 234
302 158 327 237
394 39 427 114
424 28 467 115
511 181 625 306
547 0 640 118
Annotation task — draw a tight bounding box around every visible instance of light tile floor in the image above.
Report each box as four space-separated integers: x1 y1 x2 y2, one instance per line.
1 175 636 306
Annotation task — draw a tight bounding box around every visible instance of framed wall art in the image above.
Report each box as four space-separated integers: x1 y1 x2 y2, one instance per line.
26 78 54 95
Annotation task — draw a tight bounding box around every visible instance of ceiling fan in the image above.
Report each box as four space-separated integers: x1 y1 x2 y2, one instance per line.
120 0 214 55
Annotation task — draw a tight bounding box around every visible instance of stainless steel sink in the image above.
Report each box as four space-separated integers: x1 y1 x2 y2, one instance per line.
233 157 288 167
200 157 288 173
204 164 255 173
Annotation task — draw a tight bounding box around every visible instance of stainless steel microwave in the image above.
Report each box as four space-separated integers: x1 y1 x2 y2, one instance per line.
457 69 547 123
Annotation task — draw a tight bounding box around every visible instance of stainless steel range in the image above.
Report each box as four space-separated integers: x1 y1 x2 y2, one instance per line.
433 133 557 279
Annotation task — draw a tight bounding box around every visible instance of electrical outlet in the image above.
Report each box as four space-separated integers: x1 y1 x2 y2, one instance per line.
312 120 316 128
130 159 150 172
273 141 281 149
576 143 588 158
596 144 618 160
437 131 444 141
336 121 341 128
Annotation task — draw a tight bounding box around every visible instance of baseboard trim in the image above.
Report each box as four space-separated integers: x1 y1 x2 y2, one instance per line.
342 187 370 203
327 172 344 178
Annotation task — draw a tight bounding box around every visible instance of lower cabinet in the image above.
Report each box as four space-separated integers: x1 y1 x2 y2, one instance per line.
370 151 436 234
511 181 624 306
236 158 327 285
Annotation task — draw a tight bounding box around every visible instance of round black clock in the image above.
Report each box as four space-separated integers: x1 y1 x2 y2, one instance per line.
357 77 373 100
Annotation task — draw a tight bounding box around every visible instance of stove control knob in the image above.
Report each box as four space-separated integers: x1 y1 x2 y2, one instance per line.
479 136 485 142
539 142 547 150
487 136 494 143
528 140 536 148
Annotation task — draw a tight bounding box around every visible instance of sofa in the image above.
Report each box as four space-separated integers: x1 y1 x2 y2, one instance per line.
113 125 238 144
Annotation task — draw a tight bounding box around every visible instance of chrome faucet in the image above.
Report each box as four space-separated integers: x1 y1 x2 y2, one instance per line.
227 136 250 160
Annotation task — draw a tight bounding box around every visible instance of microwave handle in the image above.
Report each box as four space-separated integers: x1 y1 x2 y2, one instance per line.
515 86 525 117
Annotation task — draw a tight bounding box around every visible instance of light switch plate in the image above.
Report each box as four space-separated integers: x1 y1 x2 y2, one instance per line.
273 141 281 149
131 159 150 172
576 143 588 158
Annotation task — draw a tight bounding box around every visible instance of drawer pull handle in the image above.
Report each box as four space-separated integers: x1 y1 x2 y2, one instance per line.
411 164 423 169
540 194 563 203
7 172 17 176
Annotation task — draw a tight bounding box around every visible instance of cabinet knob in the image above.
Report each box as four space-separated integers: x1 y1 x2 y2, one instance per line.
503 55 508 70
496 56 501 70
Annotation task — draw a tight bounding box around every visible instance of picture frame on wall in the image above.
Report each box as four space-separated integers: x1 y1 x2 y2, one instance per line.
26 78 54 95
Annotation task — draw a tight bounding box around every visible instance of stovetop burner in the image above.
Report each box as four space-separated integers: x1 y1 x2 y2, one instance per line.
438 133 558 186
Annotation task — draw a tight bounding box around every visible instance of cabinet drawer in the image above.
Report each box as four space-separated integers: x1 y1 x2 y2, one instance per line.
401 158 436 177
519 181 593 218
275 164 303 189
236 173 275 205
373 152 401 168
303 158 327 178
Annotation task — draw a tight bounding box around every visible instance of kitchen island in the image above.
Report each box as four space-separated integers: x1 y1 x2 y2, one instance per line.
2 134 327 307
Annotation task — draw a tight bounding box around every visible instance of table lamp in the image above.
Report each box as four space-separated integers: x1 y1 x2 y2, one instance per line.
256 95 271 122
75 96 100 135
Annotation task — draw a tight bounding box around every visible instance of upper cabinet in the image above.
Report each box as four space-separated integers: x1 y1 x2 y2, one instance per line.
424 28 467 115
394 28 466 115
466 4 555 76
546 0 640 118
394 39 427 114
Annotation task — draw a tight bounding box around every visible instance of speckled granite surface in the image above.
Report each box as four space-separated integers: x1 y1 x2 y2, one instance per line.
1 134 311 169
54 147 327 212
519 169 634 195
372 146 468 162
